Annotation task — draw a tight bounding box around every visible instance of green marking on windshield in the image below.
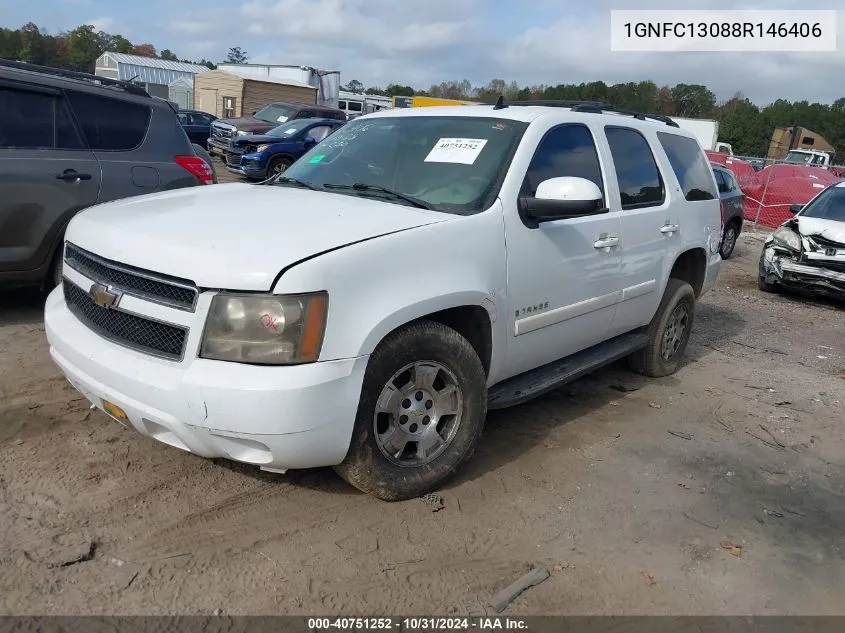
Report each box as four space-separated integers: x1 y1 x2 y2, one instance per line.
308 154 326 164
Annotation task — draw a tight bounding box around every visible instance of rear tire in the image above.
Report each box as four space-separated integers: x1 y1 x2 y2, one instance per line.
334 320 487 501
628 278 696 378
719 222 739 259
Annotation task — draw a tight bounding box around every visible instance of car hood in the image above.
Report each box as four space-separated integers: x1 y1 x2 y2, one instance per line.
65 183 450 290
796 216 845 245
215 117 274 132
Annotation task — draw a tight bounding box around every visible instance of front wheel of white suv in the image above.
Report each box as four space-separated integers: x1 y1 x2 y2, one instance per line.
628 278 696 377
334 320 487 501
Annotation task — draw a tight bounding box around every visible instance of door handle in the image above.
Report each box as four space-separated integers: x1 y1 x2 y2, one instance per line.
660 223 679 234
55 171 92 182
593 236 619 249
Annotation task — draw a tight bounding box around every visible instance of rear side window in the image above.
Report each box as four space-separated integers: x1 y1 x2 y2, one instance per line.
522 124 604 199
657 132 717 201
0 88 83 150
67 91 150 151
723 170 738 191
713 169 727 193
605 127 664 209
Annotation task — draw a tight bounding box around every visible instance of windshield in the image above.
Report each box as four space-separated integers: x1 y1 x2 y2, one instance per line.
266 120 312 138
279 115 527 214
799 185 845 222
783 151 813 164
254 104 296 124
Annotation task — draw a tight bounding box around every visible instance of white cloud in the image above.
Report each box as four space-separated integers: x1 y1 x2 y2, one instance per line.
494 5 845 104
86 17 115 32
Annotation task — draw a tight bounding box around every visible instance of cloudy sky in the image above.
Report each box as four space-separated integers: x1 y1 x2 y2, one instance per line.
5 0 844 105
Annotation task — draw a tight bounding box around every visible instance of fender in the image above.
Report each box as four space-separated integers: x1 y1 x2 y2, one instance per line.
272 201 509 375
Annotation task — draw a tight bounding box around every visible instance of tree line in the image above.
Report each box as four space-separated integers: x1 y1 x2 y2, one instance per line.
3 23 843 159
351 79 845 159
0 22 250 73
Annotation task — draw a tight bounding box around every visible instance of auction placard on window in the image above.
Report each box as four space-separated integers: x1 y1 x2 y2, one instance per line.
610 10 837 52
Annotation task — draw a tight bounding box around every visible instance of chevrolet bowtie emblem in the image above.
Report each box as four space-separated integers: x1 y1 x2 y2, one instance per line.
89 283 119 309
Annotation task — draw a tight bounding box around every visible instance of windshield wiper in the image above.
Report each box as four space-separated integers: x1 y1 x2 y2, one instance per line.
322 183 434 210
273 176 323 191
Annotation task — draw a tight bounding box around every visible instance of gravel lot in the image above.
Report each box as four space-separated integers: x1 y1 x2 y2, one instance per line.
1 223 843 615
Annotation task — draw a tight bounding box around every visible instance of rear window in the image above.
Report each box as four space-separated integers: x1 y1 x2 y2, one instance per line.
657 132 717 201
66 91 150 151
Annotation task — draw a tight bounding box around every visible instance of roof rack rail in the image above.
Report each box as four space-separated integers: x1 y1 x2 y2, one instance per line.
481 97 680 128
0 59 151 97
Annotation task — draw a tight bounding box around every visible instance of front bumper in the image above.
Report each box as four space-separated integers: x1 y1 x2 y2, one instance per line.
760 243 845 297
207 137 231 155
44 285 369 472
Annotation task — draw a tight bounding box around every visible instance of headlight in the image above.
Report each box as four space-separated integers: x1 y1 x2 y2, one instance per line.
236 130 250 136
255 144 271 153
772 227 801 252
200 292 328 365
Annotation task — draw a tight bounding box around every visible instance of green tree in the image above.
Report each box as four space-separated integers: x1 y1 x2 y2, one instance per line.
670 83 716 117
224 46 248 64
343 79 364 93
159 49 178 61
384 83 415 97
66 24 102 71
18 22 45 64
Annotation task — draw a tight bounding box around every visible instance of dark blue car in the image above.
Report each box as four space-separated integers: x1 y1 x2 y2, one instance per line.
177 110 217 148
224 118 345 180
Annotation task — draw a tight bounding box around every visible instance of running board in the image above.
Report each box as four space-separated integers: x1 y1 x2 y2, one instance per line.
487 330 649 410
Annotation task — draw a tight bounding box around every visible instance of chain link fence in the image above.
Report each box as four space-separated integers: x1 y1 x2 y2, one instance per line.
708 152 844 228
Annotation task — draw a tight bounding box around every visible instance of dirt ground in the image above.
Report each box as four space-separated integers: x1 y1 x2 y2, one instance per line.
1 228 843 616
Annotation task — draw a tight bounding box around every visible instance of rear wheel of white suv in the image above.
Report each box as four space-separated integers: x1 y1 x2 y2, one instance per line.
334 320 487 501
628 278 696 377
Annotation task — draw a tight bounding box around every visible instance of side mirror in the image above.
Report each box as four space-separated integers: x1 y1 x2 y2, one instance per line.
519 177 607 228
252 110 257 115
789 204 803 214
303 136 317 147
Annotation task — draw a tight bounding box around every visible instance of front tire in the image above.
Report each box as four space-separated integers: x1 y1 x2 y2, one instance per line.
334 320 487 501
268 157 292 179
628 278 696 377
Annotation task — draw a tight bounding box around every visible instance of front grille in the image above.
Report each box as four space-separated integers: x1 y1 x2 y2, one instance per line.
211 125 233 139
64 280 188 361
65 244 198 311
225 151 243 166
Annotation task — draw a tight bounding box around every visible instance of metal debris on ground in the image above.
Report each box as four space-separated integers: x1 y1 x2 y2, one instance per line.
682 511 718 530
668 430 694 440
421 493 444 512
610 383 639 393
720 540 743 557
490 566 550 613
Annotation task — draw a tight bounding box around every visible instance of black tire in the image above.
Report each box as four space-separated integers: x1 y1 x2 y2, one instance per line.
628 278 696 378
719 222 739 259
46 246 64 291
334 320 487 501
268 157 292 179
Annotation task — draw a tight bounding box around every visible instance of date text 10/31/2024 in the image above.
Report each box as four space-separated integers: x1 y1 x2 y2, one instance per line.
307 617 529 630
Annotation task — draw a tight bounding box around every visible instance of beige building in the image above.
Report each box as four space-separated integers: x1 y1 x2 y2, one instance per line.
193 68 317 118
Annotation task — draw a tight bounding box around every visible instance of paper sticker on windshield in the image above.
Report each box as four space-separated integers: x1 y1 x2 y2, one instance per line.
276 115 289 122
424 138 488 165
284 128 297 135
308 154 325 164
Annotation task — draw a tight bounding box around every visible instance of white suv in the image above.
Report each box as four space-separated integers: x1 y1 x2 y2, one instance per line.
44 101 722 501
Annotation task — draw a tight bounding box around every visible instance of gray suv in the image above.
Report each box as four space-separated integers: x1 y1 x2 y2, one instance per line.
0 59 215 290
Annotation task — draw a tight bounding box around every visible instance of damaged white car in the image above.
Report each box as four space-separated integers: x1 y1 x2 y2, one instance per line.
759 182 845 299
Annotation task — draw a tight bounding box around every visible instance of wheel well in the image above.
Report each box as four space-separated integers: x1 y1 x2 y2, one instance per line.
669 248 707 297
728 215 743 228
403 306 493 376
